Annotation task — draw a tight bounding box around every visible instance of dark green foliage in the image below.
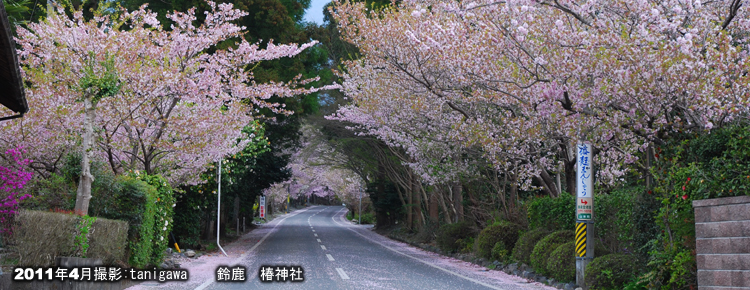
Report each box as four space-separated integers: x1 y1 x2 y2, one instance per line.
546 241 575 282
20 173 76 211
90 176 157 268
491 242 507 262
644 124 750 289
594 186 642 254
436 220 476 254
367 179 404 227
512 227 551 266
530 230 574 275
527 195 575 231
586 254 641 290
475 222 523 261
132 173 175 266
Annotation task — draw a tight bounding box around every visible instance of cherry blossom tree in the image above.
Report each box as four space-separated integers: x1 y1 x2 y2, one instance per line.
6 1 338 215
330 0 750 198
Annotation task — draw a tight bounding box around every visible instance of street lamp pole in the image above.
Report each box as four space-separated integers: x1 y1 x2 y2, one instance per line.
358 184 362 225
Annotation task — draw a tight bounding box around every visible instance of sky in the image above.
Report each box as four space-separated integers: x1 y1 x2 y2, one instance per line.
303 0 331 25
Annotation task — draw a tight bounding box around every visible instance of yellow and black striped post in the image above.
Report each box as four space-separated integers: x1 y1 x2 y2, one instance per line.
576 222 587 257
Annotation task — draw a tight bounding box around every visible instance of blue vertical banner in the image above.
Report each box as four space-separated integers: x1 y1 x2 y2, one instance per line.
576 142 593 220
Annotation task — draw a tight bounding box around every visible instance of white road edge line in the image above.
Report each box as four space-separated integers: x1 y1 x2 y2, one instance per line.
326 254 335 261
193 207 312 290
335 268 349 280
321 245 327 250
330 208 504 290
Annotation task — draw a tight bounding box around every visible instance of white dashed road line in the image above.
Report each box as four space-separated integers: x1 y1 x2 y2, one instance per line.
335 268 349 280
321 245 326 250
326 254 335 261
317 239 321 243
314 233 318 237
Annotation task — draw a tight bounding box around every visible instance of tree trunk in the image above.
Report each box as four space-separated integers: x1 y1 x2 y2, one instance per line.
413 176 423 228
429 188 439 223
74 97 96 216
233 196 240 230
452 182 463 222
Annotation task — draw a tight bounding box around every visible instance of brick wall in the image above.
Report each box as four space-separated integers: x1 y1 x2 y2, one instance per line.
693 195 750 290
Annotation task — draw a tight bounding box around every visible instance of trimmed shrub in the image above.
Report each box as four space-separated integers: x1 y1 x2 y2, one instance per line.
491 242 507 262
132 173 175 266
547 241 576 282
586 254 640 290
85 217 129 266
527 195 575 231
436 220 476 254
13 210 77 266
530 230 575 275
512 227 551 265
91 176 158 268
13 210 128 267
475 221 523 261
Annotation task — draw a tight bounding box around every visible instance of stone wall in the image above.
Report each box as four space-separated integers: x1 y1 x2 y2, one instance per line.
693 195 750 290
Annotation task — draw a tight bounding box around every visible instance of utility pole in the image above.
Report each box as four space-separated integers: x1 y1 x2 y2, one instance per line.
575 142 594 289
358 184 362 225
217 159 227 256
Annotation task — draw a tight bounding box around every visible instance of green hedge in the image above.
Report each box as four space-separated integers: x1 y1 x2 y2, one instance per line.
132 173 175 266
475 222 523 261
586 254 640 290
90 175 157 268
547 241 575 282
436 220 476 254
530 230 574 276
527 195 575 231
511 227 551 265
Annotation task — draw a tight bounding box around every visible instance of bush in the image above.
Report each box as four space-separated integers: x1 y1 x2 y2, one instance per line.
436 220 476 254
512 227 551 265
491 242 507 262
547 241 575 282
527 195 575 231
475 221 523 261
20 173 75 211
86 217 129 265
530 230 574 275
91 176 157 268
12 210 128 267
595 186 642 254
132 173 175 266
586 254 641 290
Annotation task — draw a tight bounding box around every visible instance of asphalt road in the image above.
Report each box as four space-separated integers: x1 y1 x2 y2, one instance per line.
189 206 554 290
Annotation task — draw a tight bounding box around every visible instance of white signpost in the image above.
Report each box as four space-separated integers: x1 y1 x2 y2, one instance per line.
260 195 266 220
576 142 594 220
575 142 594 289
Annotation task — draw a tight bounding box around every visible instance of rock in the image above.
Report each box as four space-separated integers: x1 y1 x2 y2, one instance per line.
513 270 521 276
574 287 583 290
507 263 518 273
547 278 555 285
185 250 195 257
159 263 168 269
537 276 547 284
555 282 565 289
521 271 532 279
166 248 172 255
